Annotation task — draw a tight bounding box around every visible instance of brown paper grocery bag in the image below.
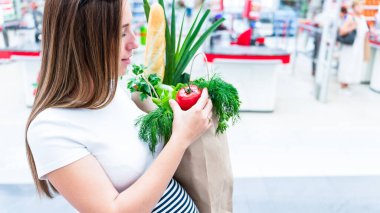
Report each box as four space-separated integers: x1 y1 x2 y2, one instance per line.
174 118 233 213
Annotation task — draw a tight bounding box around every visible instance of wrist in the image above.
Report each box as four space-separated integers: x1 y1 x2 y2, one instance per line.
169 133 190 152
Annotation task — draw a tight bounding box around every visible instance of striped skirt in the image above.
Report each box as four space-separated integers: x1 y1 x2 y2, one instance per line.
152 179 199 213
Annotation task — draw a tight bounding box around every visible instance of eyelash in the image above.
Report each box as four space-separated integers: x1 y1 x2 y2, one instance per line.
122 33 127 37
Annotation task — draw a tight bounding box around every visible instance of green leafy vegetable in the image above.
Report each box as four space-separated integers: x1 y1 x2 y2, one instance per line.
127 64 162 100
136 107 173 153
130 73 241 153
192 75 241 133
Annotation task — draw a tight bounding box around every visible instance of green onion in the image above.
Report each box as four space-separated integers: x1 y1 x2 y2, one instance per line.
143 2 224 85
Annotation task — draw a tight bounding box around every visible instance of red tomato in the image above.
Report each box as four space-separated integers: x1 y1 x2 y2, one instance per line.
176 85 202 111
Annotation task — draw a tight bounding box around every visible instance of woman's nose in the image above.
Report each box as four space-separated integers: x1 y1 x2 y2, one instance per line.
126 32 139 50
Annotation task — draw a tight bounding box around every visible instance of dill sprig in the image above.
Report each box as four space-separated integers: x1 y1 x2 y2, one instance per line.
136 107 173 153
192 75 241 133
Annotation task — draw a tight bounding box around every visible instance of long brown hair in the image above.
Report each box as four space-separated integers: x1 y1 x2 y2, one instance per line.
25 0 123 198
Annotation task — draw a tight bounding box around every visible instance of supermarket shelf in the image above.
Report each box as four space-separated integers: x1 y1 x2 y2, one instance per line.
363 5 379 10
366 16 376 21
363 0 379 25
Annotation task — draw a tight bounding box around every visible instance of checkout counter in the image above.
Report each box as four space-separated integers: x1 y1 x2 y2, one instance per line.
0 44 41 107
1 38 291 112
204 45 290 112
368 32 380 93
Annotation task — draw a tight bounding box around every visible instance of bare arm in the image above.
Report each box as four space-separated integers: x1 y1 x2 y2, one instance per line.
48 135 187 213
339 16 356 36
48 89 213 213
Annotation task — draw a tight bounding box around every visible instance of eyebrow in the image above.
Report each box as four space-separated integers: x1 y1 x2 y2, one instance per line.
122 23 130 28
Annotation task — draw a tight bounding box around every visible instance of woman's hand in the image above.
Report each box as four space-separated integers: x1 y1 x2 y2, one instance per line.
169 88 213 148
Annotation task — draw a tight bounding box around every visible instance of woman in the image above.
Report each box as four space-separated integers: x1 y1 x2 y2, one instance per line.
338 1 369 93
26 0 213 212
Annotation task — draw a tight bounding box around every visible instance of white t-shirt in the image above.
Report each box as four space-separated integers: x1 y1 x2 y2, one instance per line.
27 86 163 192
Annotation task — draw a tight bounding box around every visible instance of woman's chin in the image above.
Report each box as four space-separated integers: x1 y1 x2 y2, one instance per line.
119 66 128 76
119 67 127 76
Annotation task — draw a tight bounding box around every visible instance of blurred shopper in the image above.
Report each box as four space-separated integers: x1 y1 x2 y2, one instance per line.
212 14 227 31
19 4 36 45
0 6 8 47
338 6 348 26
311 8 325 77
244 0 261 30
312 26 321 76
20 5 35 29
312 8 329 77
184 0 195 18
18 2 42 45
311 6 349 77
30 1 43 43
338 1 368 92
0 7 9 47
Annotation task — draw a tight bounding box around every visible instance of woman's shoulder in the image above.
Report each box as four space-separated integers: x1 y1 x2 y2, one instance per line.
28 107 88 142
27 107 91 180
344 14 355 22
30 107 80 128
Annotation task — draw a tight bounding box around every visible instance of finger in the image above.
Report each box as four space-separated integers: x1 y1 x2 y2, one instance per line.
207 111 213 120
169 99 181 113
193 88 209 110
207 119 214 129
203 98 213 112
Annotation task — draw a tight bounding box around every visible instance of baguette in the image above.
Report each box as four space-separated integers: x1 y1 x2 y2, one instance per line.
144 3 166 80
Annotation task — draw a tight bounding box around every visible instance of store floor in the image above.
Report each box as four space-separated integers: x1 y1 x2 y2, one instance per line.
1 48 380 211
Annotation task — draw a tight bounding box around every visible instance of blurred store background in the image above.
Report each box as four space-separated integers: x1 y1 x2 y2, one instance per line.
1 0 380 212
